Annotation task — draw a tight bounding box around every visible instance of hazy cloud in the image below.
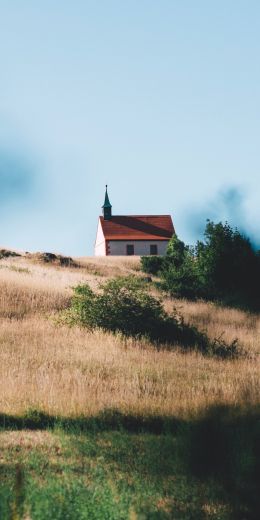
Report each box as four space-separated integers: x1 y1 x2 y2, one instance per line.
184 186 259 248
0 148 35 210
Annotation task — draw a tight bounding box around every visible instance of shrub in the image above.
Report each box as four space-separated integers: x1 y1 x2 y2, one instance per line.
160 235 202 299
30 252 79 267
0 249 21 259
64 276 174 341
140 256 164 275
62 276 240 357
161 254 200 299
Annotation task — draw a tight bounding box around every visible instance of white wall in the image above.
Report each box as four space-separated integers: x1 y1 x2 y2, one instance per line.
94 219 106 256
108 240 169 256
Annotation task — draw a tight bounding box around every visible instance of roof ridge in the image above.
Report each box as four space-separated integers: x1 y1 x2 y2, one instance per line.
100 215 172 218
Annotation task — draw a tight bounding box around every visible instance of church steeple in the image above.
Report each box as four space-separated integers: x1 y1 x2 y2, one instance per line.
102 185 112 220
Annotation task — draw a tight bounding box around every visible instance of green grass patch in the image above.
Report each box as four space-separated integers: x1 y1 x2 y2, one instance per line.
0 405 259 519
0 430 229 519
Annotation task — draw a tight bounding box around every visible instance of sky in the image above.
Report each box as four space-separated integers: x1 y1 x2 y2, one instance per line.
0 0 259 255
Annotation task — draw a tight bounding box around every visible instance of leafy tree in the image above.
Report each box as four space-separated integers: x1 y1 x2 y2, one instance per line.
160 221 260 309
165 234 187 268
161 235 200 298
196 221 260 304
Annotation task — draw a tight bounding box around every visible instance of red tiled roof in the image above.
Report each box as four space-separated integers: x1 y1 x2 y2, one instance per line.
100 215 175 240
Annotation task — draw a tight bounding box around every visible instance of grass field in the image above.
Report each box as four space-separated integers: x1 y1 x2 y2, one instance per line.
0 253 259 519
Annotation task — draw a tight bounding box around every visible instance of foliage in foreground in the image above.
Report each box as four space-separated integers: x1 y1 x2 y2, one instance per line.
62 276 240 358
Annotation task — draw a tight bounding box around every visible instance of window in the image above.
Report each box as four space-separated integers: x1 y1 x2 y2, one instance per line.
126 244 134 256
150 244 158 255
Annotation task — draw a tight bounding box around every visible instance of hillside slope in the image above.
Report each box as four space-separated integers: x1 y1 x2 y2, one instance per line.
0 252 258 417
0 252 259 518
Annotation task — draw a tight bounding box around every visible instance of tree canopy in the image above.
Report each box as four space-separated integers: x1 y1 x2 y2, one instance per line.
142 221 260 310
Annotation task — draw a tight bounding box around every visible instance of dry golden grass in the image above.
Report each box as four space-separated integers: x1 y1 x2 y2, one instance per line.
0 254 259 419
76 255 141 275
164 297 260 356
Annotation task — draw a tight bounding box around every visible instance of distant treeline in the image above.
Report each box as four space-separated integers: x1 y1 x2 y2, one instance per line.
141 221 260 311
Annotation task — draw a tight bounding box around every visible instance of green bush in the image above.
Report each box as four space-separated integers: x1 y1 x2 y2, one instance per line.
160 235 201 299
64 276 176 342
161 255 200 299
140 255 164 275
62 276 240 357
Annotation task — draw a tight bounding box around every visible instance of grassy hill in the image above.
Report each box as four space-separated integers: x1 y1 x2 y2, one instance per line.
0 252 259 519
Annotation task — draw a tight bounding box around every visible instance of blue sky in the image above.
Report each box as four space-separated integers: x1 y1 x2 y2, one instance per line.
0 1 259 255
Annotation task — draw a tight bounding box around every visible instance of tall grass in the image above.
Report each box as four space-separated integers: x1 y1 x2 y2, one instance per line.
0 255 259 418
